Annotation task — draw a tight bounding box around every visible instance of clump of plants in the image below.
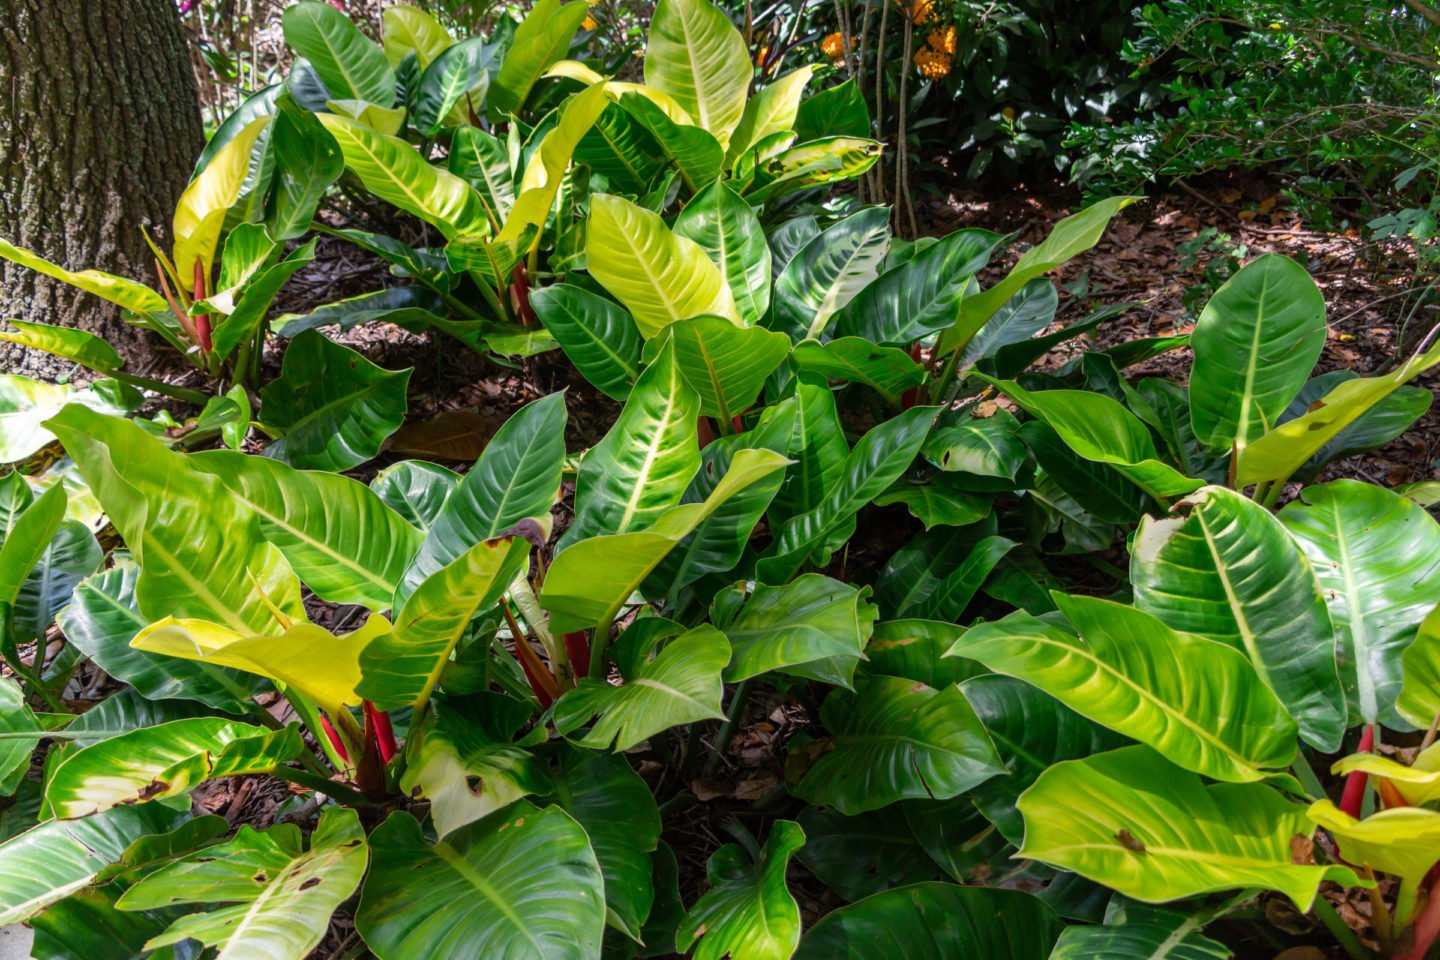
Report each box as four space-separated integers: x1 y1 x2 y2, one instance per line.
1 1 1439 958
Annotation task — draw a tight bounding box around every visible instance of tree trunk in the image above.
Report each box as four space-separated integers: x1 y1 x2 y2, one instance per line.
0 0 203 377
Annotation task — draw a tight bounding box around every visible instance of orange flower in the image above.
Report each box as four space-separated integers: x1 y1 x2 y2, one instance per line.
914 45 951 79
927 24 956 54
905 0 935 24
820 31 849 63
582 12 597 28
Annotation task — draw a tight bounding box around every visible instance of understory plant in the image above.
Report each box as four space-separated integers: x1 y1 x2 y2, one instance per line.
1 1 1439 958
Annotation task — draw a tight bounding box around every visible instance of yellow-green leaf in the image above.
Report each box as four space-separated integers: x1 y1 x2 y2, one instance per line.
173 114 273 284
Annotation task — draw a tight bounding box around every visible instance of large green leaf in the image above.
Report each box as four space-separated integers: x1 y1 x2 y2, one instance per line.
412 37 496 136
961 674 1127 845
562 338 699 546
873 475 991 530
766 382 848 524
0 318 123 374
0 375 134 463
0 482 63 607
585 193 740 336
172 113 273 284
45 717 302 818
650 315 791 422
191 449 421 610
531 284 643 400
1188 254 1325 450
358 804 605 959
834 228 1003 345
115 807 368 959
1050 900 1242 959
490 0 590 114
1018 746 1361 909
795 884 1062 959
316 113 486 238
1399 603 1440 727
543 448 789 633
210 239 318 362
498 83 610 245
674 181 772 325
268 96 345 241
617 93 724 192
0 678 39 793
976 375 1202 500
795 675 1002 813
450 127 515 222
399 695 549 838
790 337 926 404
862 619 982 689
1131 485 1347 750
58 564 255 712
727 66 813 163
718 574 876 686
948 594 1298 782
0 238 166 319
758 405 935 582
47 407 305 636
382 5 452 67
371 460 459 531
644 0 751 147
14 517 101 642
956 278 1058 371
676 821 804 960
1237 334 1440 486
741 136 882 205
574 102 669 193
396 392 566 606
793 76 870 141
942 195 1137 354
1279 479 1440 729
876 524 1015 622
282 2 396 104
553 624 727 750
259 329 411 471
547 746 661 940
794 806 937 903
1280 370 1432 483
0 804 180 925
358 534 530 709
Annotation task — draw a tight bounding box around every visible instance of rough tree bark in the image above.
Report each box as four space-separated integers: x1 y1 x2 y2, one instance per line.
0 0 203 376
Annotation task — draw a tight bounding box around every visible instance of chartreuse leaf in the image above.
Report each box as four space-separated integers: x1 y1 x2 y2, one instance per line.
791 337 926 404
382 5 452 67
796 884 1061 959
259 329 411 471
677 821 805 960
172 113 272 284
1131 485 1347 751
1400 603 1440 727
772 206 891 340
357 804 606 959
0 376 136 463
1281 371 1431 483
648 315 791 422
1332 741 1440 806
727 66 813 163
1050 899 1239 959
547 746 662 941
0 804 181 926
130 614 387 723
400 695 549 838
674 181 772 325
586 193 740 337
961 674 1128 845
531 284 643 400
1309 801 1440 926
553 625 727 750
834 228 1003 345
976 374 1202 500
191 449 421 610
742 136 882 206
1238 333 1440 486
1019 746 1362 909
46 407 305 636
562 338 700 547
210 239 318 362
116 807 368 959
396 392 566 606
795 675 1002 814
497 83 611 245
490 0 590 113
758 405 936 583
317 114 488 238
283 1 395 103
644 0 750 148
543 448 789 633
942 195 1138 354
45 718 302 818
0 318 123 373
0 237 167 317
948 594 1298 782
1188 254 1326 451
1280 480 1440 729
717 574 877 687
359 535 531 710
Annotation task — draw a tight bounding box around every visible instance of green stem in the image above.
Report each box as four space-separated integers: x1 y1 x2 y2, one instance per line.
588 618 615 681
444 287 490 324
107 370 209 406
268 765 374 807
1261 475 1290 510
703 680 753 778
0 604 65 712
1313 896 1371 960
1291 750 1328 800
